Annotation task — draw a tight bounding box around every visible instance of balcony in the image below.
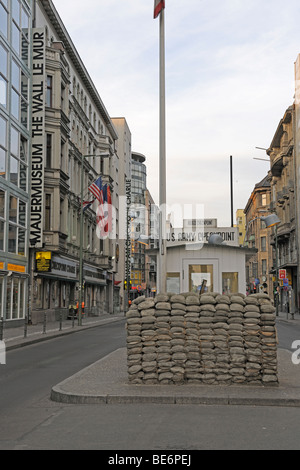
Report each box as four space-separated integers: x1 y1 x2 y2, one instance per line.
96 134 114 155
271 153 284 177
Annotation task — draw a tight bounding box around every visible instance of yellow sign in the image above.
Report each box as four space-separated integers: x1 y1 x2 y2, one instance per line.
0 262 4 270
7 264 26 273
36 251 52 272
36 251 51 260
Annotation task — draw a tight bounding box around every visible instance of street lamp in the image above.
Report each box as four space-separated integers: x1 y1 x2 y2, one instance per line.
78 152 111 326
261 214 280 316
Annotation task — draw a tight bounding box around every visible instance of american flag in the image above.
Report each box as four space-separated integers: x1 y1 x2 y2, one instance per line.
154 0 165 18
88 176 103 202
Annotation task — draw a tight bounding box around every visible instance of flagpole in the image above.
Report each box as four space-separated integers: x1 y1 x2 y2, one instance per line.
158 6 167 294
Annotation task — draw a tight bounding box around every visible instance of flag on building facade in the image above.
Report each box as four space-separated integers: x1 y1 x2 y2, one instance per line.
154 0 165 18
96 183 112 237
88 176 103 202
83 199 95 212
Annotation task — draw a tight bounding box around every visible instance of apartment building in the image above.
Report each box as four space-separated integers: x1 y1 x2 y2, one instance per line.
267 105 298 309
28 0 119 323
244 175 273 296
0 0 32 323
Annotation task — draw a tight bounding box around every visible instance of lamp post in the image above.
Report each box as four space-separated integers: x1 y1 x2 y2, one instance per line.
260 214 281 316
78 152 111 326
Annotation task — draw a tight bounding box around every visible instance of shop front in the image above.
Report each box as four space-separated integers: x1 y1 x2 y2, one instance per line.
0 261 29 326
31 252 78 324
83 265 107 316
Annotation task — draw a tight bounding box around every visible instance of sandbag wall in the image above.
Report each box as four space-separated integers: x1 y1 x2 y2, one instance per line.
126 292 278 385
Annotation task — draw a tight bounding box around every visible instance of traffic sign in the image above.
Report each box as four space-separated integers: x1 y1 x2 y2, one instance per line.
279 269 286 279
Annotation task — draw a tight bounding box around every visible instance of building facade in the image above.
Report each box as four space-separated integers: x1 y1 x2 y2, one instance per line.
0 0 32 323
235 209 246 246
266 105 298 310
26 0 120 323
130 152 147 294
111 117 132 312
244 175 273 296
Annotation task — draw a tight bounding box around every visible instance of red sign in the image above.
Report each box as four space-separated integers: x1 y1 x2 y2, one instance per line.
279 269 286 279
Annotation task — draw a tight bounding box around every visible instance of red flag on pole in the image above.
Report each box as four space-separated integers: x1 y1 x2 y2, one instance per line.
154 0 165 19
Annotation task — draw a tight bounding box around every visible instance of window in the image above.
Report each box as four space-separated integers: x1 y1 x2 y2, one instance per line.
8 195 27 256
45 194 51 230
6 277 26 320
261 193 267 206
222 272 238 294
261 236 266 252
9 127 28 191
262 259 267 276
0 189 5 251
0 2 8 39
46 134 52 168
46 75 53 107
0 115 7 178
0 277 3 317
0 42 8 108
189 264 214 293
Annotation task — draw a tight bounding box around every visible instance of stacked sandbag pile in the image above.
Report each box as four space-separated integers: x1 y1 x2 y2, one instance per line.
183 293 201 383
155 294 172 384
243 293 262 384
259 294 278 384
198 293 217 384
213 294 231 383
126 296 144 384
126 292 278 385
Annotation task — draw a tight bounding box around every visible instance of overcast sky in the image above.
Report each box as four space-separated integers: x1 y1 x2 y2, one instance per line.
52 0 300 227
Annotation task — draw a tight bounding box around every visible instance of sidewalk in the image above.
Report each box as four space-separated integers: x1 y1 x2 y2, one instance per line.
1 312 126 351
50 310 300 407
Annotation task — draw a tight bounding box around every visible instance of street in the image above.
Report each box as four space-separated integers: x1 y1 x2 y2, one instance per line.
0 319 300 450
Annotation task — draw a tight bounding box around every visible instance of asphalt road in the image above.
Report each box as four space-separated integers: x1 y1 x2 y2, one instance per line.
1 319 300 451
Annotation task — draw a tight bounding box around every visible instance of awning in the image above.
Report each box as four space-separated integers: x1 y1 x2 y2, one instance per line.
34 272 79 283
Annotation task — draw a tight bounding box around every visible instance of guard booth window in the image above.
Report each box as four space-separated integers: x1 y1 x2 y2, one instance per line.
222 272 238 295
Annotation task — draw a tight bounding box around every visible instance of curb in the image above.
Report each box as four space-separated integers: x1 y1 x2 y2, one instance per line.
50 348 300 408
50 388 300 407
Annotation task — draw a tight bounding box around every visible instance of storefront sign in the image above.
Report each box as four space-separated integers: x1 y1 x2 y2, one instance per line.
7 264 26 273
30 28 46 248
36 251 51 272
51 256 77 279
83 266 106 285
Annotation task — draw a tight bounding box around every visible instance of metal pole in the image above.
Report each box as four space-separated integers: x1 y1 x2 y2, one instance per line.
230 155 234 227
158 8 167 294
0 317 3 341
78 156 84 326
24 315 28 338
275 225 279 316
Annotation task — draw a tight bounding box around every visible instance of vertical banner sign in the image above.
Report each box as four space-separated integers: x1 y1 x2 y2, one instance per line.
125 179 132 287
30 28 46 247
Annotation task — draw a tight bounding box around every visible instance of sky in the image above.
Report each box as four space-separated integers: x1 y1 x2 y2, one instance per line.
52 0 300 227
